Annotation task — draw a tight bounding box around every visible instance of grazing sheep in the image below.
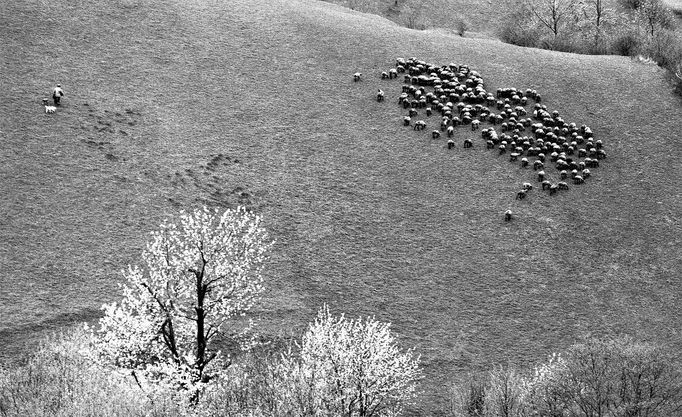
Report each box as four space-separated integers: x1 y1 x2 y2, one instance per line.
403 116 411 126
505 209 513 221
45 105 56 114
486 140 495 149
537 170 545 182
471 120 480 130
499 144 506 154
432 130 441 139
464 138 473 148
516 189 527 200
447 139 455 149
582 169 591 179
377 89 385 102
414 120 426 131
447 126 454 137
597 149 606 160
549 184 559 195
509 152 519 162
533 160 544 171
573 175 584 184
353 72 362 82
558 181 569 190
522 182 533 191
390 68 399 78
521 157 529 168
426 107 432 117
381 71 389 79
560 170 568 180
409 108 418 117
542 180 552 190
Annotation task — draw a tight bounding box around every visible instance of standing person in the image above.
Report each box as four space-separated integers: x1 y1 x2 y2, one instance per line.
52 84 64 105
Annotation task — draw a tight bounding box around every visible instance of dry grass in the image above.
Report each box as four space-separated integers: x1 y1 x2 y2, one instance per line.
1 0 681 414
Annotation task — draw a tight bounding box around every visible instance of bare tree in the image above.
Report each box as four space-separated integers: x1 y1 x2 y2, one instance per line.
637 0 675 37
527 0 578 37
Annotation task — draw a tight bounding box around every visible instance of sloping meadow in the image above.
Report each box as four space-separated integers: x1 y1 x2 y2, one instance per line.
1 0 681 413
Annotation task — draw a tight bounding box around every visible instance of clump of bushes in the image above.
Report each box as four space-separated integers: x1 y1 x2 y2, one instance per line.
497 0 682 95
449 337 682 417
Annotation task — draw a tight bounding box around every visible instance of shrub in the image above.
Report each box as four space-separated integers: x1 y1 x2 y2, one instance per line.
611 30 643 55
454 16 469 36
0 327 186 417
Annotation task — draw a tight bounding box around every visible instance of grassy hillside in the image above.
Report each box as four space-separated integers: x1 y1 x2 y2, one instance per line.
1 0 681 413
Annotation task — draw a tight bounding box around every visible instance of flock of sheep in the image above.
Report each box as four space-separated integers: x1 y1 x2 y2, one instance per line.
355 57 607 220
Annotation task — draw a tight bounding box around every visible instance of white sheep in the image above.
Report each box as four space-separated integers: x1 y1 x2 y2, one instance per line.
45 105 56 114
353 72 362 82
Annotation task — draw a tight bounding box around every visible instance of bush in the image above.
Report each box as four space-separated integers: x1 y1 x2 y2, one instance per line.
0 327 186 417
611 30 643 55
454 16 469 36
524 338 682 417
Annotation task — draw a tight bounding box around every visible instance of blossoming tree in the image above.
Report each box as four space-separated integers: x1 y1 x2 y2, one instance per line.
95 206 272 393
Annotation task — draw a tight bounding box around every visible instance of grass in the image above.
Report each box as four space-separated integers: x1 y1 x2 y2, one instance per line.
1 0 682 414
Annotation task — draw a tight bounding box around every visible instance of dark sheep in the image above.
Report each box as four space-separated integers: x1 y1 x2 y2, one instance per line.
464 138 473 148
516 189 527 200
432 130 441 139
505 210 513 221
542 180 552 190
447 139 455 149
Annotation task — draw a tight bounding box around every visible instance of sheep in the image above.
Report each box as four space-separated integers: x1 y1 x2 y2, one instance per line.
573 175 584 184
522 182 533 191
582 169 591 179
426 107 432 117
403 116 411 126
533 160 544 171
471 120 480 131
376 89 385 102
447 139 455 149
560 170 568 180
45 105 56 114
542 180 552 190
505 209 513 221
516 189 527 200
521 157 529 168
447 126 454 137
381 71 389 79
432 130 441 139
414 120 426 131
486 140 495 149
558 181 569 190
537 170 545 182
389 68 399 78
509 152 519 162
353 72 362 82
499 144 506 155
549 184 558 195
464 138 473 148
409 108 418 117
596 149 606 160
